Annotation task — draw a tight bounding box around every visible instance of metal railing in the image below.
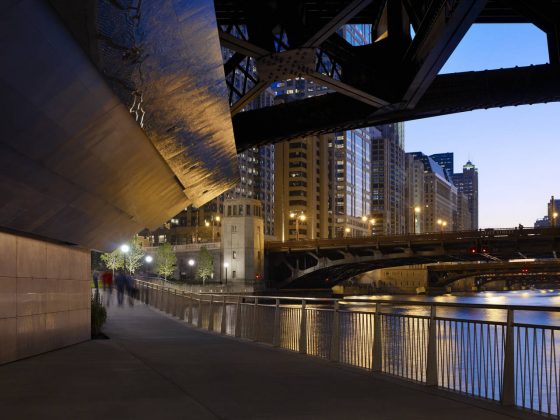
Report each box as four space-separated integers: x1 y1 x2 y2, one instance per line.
134 279 560 417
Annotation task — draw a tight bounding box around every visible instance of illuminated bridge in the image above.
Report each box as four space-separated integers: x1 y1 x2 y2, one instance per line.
427 260 560 289
265 228 560 288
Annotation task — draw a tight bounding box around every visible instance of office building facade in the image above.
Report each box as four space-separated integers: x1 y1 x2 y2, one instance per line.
452 160 479 230
371 124 406 235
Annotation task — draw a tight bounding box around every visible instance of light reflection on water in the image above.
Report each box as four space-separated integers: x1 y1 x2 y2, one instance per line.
344 290 560 326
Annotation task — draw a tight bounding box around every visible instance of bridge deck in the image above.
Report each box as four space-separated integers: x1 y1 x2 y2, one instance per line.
0 297 540 419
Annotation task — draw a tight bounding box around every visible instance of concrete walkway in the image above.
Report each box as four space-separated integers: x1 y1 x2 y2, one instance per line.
0 299 542 419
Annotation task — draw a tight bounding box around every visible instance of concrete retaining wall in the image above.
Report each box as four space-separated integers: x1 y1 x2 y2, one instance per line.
0 232 90 364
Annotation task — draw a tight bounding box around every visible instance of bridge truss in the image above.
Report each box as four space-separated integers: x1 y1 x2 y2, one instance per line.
215 0 560 150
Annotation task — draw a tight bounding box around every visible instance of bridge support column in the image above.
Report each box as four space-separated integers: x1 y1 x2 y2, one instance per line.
330 301 340 362
501 309 515 406
425 305 438 386
299 300 307 354
372 303 382 372
272 299 281 347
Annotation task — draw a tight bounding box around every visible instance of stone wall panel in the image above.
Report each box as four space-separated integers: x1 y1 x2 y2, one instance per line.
0 232 90 365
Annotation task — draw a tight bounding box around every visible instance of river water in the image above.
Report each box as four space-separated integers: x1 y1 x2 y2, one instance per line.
331 290 560 414
344 289 560 326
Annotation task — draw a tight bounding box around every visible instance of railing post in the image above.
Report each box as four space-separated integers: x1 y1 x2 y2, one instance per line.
272 298 281 347
180 292 187 320
372 302 382 371
330 301 340 362
235 296 242 338
299 299 307 354
173 290 179 317
208 295 215 331
220 295 227 335
197 296 203 328
167 288 172 313
501 309 515 406
252 297 259 341
188 293 194 324
426 305 438 386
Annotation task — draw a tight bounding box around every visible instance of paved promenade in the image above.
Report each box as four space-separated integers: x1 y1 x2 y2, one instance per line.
0 298 542 419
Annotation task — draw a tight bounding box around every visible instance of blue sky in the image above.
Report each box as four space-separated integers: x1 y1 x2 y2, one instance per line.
405 24 559 228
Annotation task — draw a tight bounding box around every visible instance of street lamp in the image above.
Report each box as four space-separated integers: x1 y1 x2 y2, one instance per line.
554 212 558 227
414 206 421 234
120 244 130 253
210 215 221 242
344 227 351 238
187 258 195 282
145 255 153 263
290 212 306 240
224 262 229 285
361 216 375 236
437 219 447 232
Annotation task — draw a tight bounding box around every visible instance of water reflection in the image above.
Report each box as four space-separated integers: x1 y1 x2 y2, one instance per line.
345 290 560 326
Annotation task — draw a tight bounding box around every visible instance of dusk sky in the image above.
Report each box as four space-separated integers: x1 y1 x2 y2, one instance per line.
405 24 559 228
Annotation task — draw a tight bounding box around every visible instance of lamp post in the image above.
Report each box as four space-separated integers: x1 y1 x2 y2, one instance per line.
214 215 220 241
554 212 558 228
224 262 229 285
414 206 421 234
437 219 447 233
188 258 195 282
344 227 351 238
290 212 306 240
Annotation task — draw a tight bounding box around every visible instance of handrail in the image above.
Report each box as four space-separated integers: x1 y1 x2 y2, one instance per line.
134 279 560 312
133 277 560 416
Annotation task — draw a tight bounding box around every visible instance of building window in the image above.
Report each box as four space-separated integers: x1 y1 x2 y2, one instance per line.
231 225 237 233
232 270 236 279
232 251 237 259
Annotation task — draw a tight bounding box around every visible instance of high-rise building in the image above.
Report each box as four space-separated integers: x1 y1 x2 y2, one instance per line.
409 152 457 232
452 160 479 229
548 196 560 227
274 136 330 241
430 153 454 179
371 124 406 235
405 154 425 234
273 24 381 240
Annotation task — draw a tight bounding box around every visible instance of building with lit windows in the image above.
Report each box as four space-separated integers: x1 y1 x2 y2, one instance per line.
273 24 379 240
430 153 454 179
405 154 425 234
408 152 457 233
371 124 406 235
452 160 479 230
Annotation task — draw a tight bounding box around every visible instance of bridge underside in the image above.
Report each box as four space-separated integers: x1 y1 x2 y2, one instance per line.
215 0 560 149
1 0 238 251
428 261 560 288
